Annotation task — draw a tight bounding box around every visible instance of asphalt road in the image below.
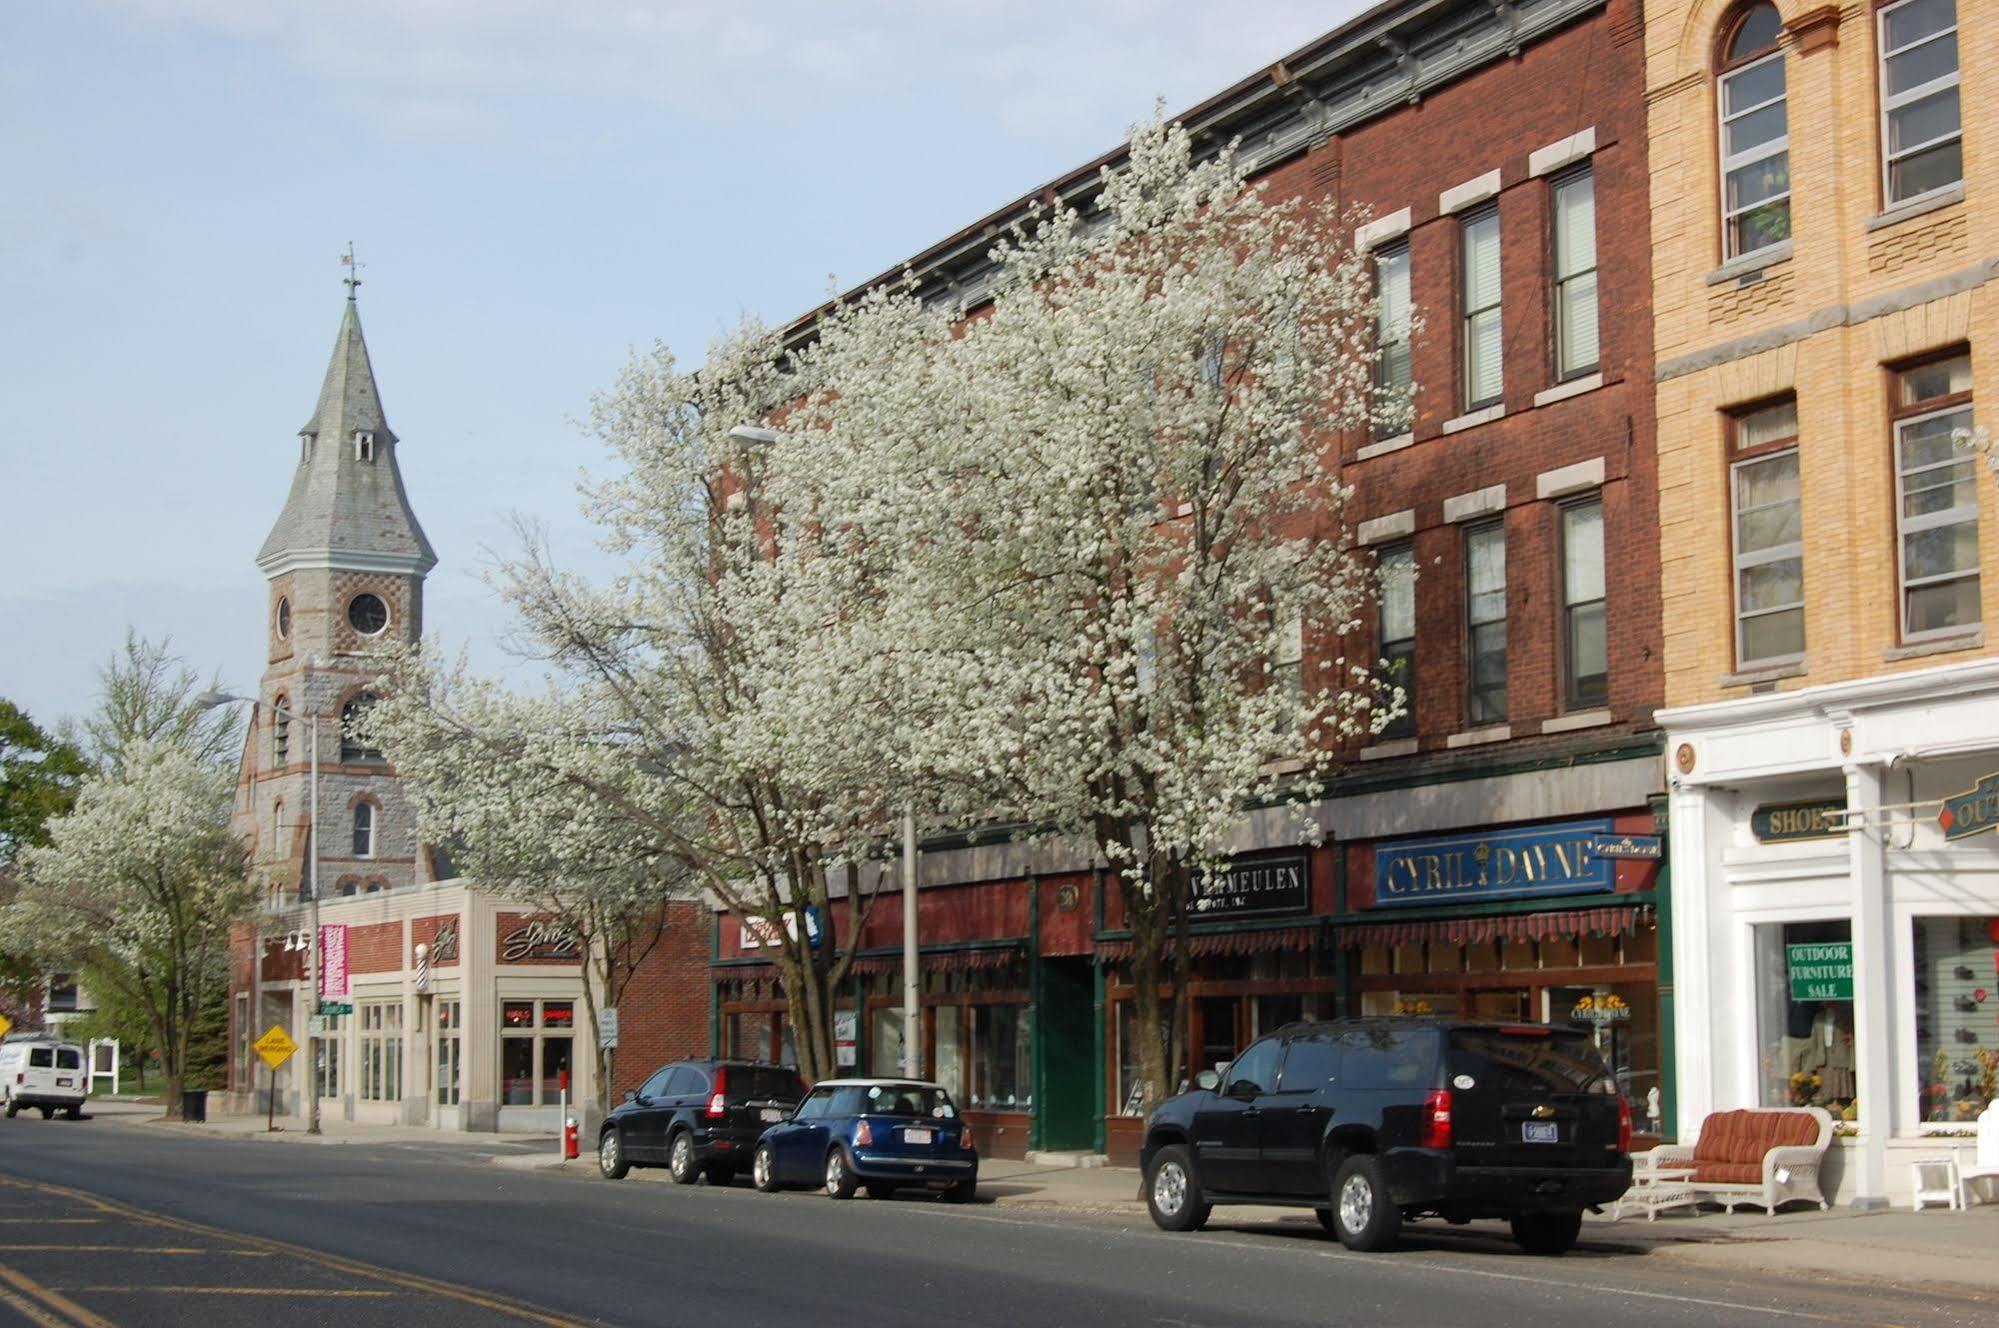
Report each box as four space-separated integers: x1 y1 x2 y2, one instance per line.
0 1113 1992 1328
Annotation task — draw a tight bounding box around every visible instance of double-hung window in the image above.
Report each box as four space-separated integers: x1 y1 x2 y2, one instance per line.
1461 209 1503 410
1717 4 1789 260
358 1001 402 1102
1893 352 1979 640
1374 242 1413 436
1879 0 1961 206
1560 499 1607 710
1379 545 1417 739
1464 523 1507 725
1730 399 1805 667
1273 607 1304 736
1551 168 1599 379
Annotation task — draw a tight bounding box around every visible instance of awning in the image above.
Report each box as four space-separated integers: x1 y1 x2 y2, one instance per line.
1094 924 1317 963
848 947 1023 977
1333 905 1652 950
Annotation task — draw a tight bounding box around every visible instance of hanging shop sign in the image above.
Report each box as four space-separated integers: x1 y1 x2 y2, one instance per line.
1939 772 1999 841
739 908 825 951
499 918 582 963
318 924 349 998
1372 819 1614 907
1787 941 1854 1001
1589 833 1662 861
834 1010 858 1068
1751 799 1846 844
1191 852 1310 918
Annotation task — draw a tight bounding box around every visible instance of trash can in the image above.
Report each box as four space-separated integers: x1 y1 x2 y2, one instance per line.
181 1090 208 1123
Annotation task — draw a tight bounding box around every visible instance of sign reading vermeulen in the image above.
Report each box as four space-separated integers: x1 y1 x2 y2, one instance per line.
1191 852 1310 918
1939 772 1999 841
1372 819 1614 908
1751 798 1846 844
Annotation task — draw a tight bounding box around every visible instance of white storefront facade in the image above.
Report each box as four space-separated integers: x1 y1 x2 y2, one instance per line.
1664 658 1999 1207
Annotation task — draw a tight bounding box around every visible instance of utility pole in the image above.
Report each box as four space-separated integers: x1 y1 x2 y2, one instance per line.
903 802 920 1079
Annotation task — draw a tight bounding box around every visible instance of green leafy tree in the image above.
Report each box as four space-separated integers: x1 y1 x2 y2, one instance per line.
67 632 242 774
0 700 91 1021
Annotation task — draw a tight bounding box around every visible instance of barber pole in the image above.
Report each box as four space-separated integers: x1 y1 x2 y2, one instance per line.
413 941 430 992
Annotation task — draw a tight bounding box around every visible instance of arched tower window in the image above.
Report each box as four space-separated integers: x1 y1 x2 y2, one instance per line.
1717 3 1789 260
341 693 384 763
271 799 285 848
352 802 375 858
272 696 291 767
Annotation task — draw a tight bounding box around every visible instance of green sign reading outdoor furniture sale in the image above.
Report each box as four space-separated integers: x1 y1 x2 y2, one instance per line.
1788 942 1854 1001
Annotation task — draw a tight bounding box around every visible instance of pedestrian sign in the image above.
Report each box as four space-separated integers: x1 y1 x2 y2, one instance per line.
253 1025 298 1070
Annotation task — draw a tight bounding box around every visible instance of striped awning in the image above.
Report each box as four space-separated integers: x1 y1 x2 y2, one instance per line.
848 947 1023 977
1094 924 1317 963
1333 905 1651 950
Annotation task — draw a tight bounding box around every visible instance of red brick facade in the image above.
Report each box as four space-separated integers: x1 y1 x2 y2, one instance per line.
608 899 710 1097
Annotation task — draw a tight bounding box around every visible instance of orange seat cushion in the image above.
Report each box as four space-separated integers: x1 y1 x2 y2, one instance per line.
1691 1161 1764 1186
1692 1109 1818 1168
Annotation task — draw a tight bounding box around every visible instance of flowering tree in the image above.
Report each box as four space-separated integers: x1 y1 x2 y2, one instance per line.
8 742 254 1118
778 118 1396 1108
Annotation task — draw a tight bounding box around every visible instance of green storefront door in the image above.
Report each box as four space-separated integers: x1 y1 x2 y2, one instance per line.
1035 957 1096 1152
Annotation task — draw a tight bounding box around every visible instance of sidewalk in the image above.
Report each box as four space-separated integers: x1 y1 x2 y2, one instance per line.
109 1105 1999 1296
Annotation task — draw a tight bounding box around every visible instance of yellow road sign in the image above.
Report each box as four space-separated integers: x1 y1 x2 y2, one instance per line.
0 1014 11 1039
253 1025 298 1070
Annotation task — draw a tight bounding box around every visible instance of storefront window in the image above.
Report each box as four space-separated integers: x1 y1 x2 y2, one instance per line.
871 1007 907 1077
1914 916 1999 1124
314 1013 343 1100
1754 920 1858 1122
1552 982 1660 1115
501 1036 535 1106
500 999 572 1106
933 1006 965 1101
971 1005 1030 1112
502 1000 535 1029
542 1036 573 1102
358 1001 402 1102
436 999 461 1107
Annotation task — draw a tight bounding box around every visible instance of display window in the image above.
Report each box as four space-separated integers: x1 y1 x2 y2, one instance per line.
1914 915 1999 1126
500 998 574 1106
1753 919 1858 1123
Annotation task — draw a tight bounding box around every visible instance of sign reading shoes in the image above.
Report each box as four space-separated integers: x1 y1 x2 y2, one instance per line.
1751 799 1846 844
1373 819 1614 906
1939 772 1999 841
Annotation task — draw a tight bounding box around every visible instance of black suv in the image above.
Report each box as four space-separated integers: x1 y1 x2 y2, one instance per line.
1140 1019 1632 1254
599 1059 807 1186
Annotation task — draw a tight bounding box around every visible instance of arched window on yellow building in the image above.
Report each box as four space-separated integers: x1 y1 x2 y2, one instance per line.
1716 3 1789 260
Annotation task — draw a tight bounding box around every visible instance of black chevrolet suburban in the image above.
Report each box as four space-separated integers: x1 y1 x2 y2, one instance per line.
1139 1018 1632 1254
599 1059 807 1186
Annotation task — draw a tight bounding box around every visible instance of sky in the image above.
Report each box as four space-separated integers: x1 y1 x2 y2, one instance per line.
0 0 1368 731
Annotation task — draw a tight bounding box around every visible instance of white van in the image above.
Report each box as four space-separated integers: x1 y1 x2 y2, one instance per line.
0 1038 89 1119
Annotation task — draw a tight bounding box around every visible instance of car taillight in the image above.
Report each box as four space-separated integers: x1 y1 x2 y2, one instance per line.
12 1074 20 1086
705 1067 728 1119
1421 1088 1453 1150
854 1119 873 1146
1616 1093 1633 1154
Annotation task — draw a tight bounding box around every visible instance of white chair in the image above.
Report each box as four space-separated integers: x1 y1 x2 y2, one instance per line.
1910 1155 1962 1211
1961 1101 1999 1208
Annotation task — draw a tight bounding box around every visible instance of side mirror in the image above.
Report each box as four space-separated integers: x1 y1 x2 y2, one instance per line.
1194 1069 1221 1092
624 1089 638 1104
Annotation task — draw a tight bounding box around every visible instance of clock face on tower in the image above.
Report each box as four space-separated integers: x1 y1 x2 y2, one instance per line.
347 592 389 636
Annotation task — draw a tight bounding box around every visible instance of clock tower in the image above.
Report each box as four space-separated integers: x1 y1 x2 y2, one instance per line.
235 288 438 901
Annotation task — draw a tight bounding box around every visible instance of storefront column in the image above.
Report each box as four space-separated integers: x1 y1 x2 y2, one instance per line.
1668 784 1720 1134
1844 759 1892 1209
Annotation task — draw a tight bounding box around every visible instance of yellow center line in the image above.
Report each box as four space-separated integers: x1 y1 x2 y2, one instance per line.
59 1287 401 1298
0 1246 270 1255
0 1280 77 1328
0 1176 596 1328
0 1260 120 1328
0 1220 103 1226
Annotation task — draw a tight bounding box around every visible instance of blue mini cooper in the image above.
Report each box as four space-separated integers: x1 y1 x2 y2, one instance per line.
751 1079 978 1201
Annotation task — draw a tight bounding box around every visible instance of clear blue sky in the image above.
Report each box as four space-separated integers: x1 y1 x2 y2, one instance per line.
0 0 1362 730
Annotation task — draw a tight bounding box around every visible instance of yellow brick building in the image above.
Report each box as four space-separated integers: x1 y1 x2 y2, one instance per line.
1649 0 1999 1208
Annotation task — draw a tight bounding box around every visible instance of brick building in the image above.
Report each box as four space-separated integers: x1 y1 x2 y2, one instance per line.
1646 0 1998 1206
714 0 1670 1166
223 292 709 1130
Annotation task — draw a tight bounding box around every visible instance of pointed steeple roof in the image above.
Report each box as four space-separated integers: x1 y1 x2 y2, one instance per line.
257 297 439 576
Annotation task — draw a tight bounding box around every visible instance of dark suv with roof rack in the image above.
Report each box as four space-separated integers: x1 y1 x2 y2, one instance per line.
1139 1018 1632 1254
599 1058 807 1186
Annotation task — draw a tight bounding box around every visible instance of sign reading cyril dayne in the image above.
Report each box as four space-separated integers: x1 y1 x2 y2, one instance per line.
1787 941 1854 1001
1192 853 1310 918
1939 772 1999 841
1373 819 1614 907
1752 799 1846 844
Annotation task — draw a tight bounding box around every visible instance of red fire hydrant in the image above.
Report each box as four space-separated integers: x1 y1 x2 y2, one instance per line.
563 1116 579 1161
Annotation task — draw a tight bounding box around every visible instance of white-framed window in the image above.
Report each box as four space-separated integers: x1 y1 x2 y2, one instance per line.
500 999 574 1106
1379 544 1417 739
1717 4 1789 260
351 802 374 858
1551 167 1599 379
1879 0 1961 206
1729 399 1804 667
358 1001 402 1101
1560 497 1607 710
1374 241 1413 437
1893 351 1979 640
1460 209 1502 410
1273 605 1304 735
314 1012 344 1099
1464 522 1507 725
436 998 462 1108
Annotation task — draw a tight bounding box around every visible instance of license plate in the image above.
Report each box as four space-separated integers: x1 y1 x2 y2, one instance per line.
55 1079 72 1088
903 1127 932 1145
760 1107 783 1122
1523 1120 1559 1143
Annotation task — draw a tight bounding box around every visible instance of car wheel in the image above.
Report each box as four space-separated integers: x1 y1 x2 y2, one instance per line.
1510 1210 1583 1256
1330 1155 1400 1252
37 1107 53 1121
64 1105 83 1121
1145 1144 1211 1232
946 1177 977 1204
598 1128 631 1180
824 1148 858 1200
753 1143 782 1193
3 1098 17 1119
668 1131 700 1185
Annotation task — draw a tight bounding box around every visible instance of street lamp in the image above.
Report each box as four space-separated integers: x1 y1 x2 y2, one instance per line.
197 688 322 1135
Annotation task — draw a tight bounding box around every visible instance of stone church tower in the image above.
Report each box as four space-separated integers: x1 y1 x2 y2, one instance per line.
234 290 438 900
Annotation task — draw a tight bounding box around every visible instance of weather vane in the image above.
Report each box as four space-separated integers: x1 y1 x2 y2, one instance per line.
340 242 365 299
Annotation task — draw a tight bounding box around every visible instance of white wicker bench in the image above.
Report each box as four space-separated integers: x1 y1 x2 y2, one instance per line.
1645 1106 1834 1214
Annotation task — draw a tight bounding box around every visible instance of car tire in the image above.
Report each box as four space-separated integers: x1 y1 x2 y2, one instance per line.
1510 1210 1583 1256
1145 1144 1211 1232
37 1107 52 1121
667 1131 700 1185
598 1128 631 1180
752 1143 782 1193
1330 1155 1400 1252
824 1148 858 1200
64 1105 82 1121
946 1177 977 1204
3 1098 17 1120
